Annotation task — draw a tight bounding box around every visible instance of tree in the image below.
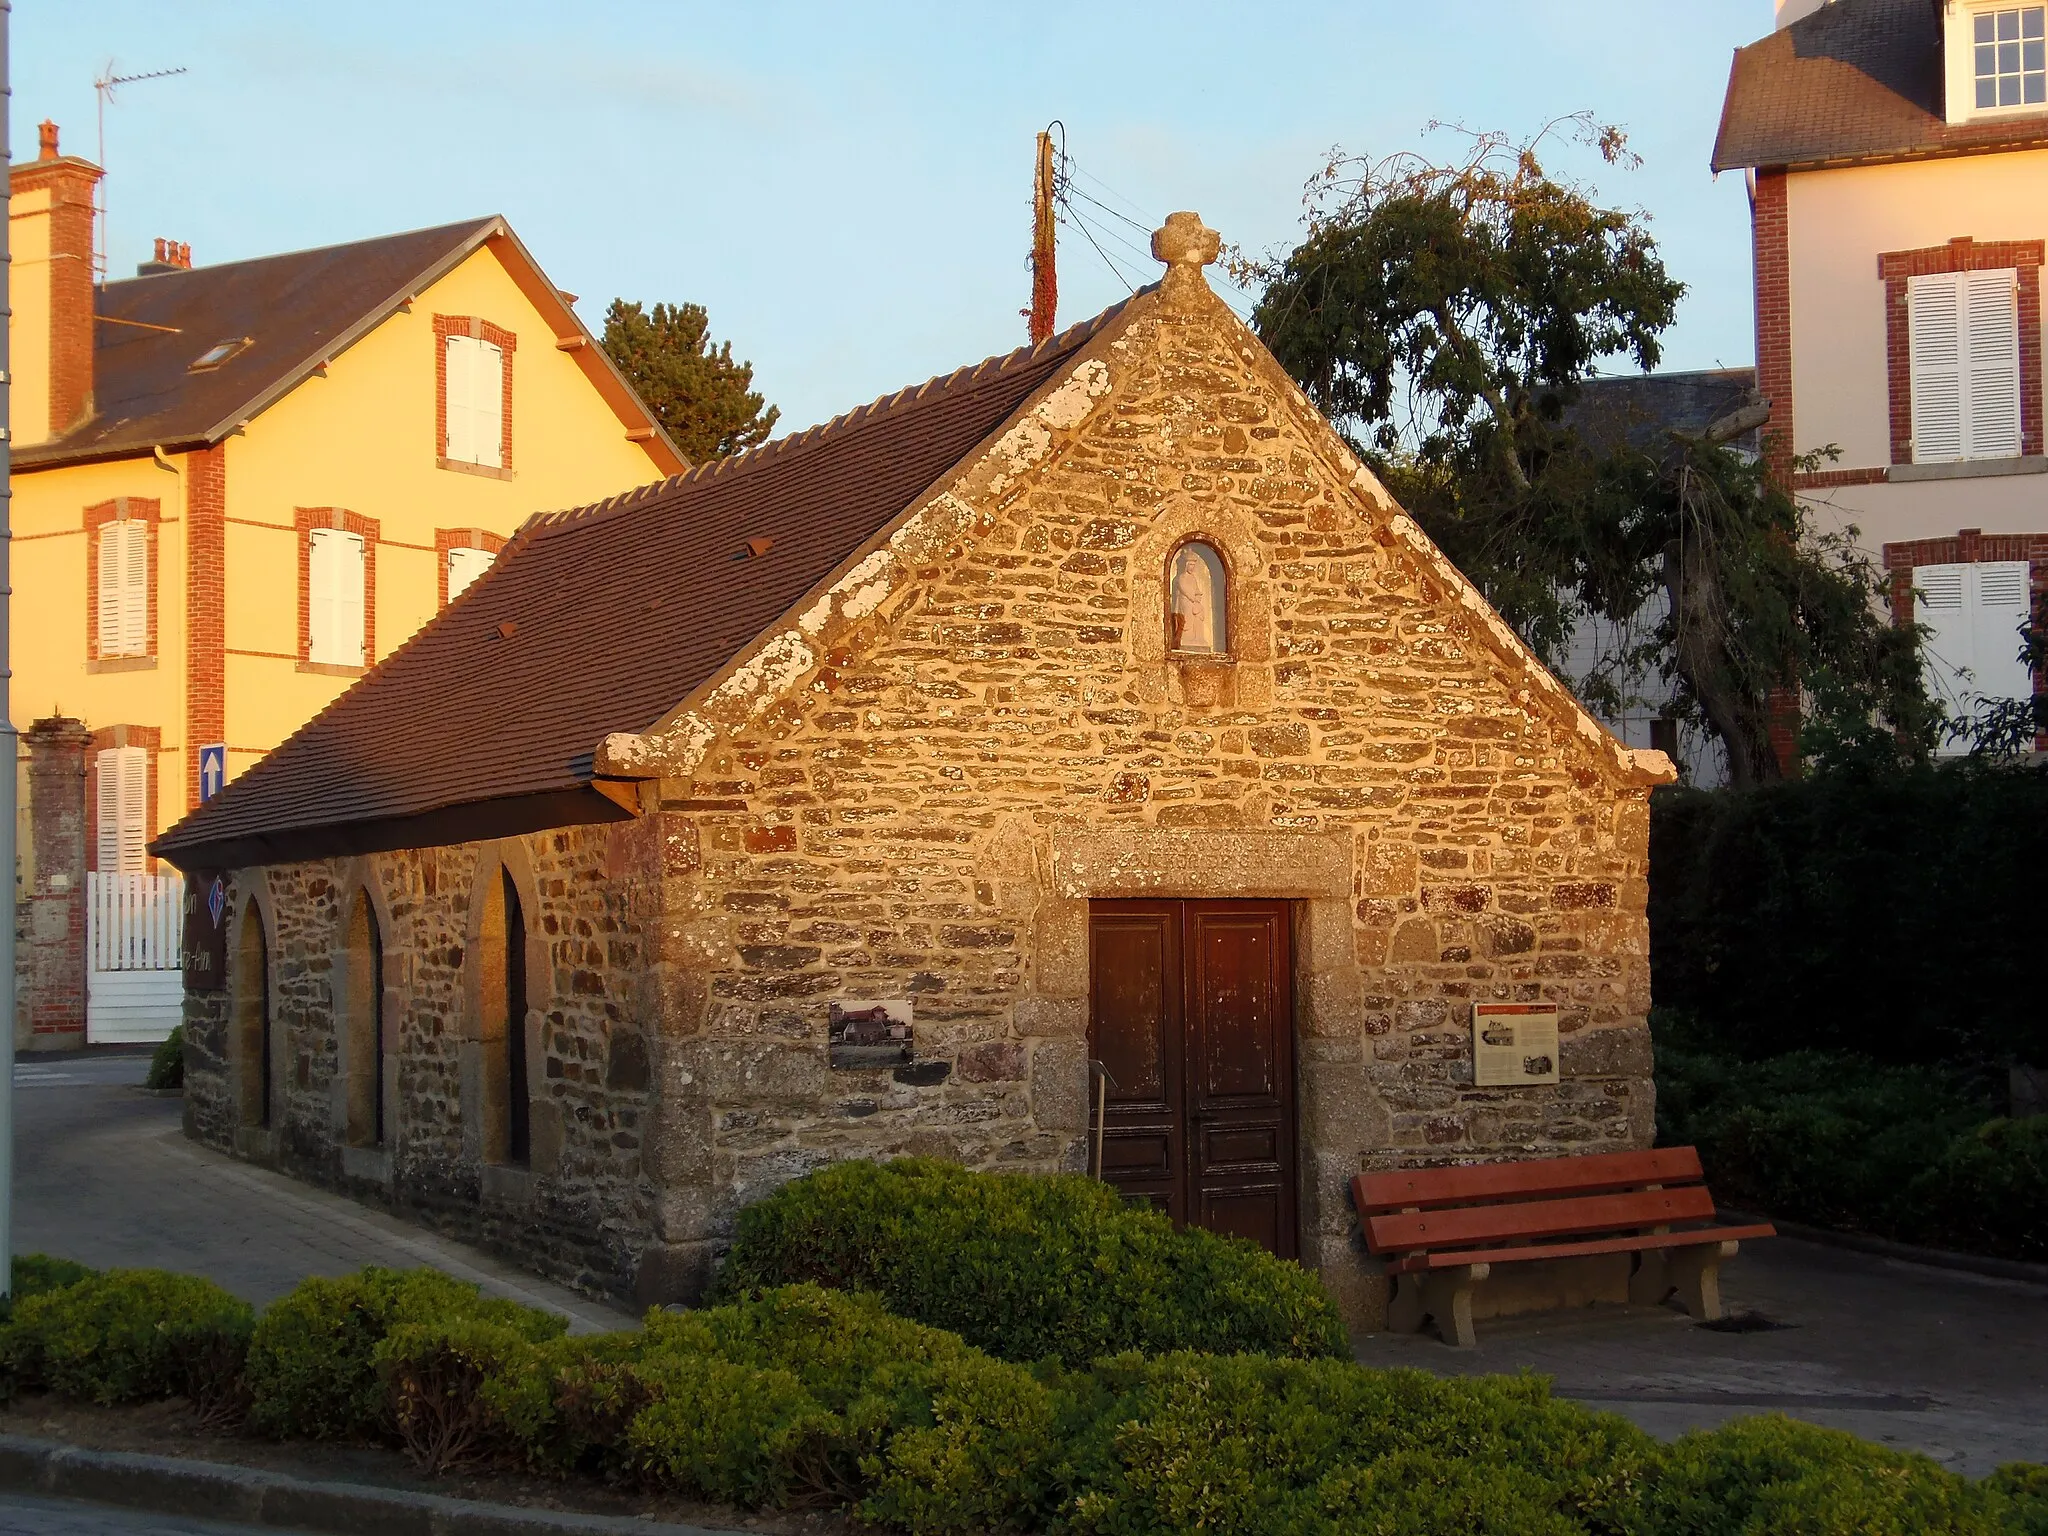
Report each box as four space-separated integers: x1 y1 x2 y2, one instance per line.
600 300 779 463
1248 118 1936 785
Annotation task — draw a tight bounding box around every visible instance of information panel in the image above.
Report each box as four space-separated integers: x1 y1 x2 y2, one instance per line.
1471 1002 1561 1086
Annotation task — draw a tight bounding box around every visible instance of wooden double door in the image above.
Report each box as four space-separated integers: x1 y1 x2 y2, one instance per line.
1087 899 1298 1258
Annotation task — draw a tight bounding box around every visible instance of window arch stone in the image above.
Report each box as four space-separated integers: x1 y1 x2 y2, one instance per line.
227 872 283 1159
460 840 550 1192
332 863 400 1163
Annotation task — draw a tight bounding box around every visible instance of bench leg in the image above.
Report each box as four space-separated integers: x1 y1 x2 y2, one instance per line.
1390 1263 1490 1347
1670 1240 1739 1322
1628 1250 1673 1307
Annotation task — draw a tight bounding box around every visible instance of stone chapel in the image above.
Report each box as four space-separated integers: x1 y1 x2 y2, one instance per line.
156 215 1674 1330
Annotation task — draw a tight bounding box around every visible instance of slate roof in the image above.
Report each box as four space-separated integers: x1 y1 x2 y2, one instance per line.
1714 0 2048 171
17 217 676 471
1569 369 1762 456
153 294 1144 870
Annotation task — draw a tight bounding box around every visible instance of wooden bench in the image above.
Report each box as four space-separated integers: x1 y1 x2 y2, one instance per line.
1352 1147 1774 1347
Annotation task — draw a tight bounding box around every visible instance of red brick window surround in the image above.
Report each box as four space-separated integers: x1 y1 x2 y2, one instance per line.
1885 527 2048 747
1880 238 2045 464
84 497 161 670
86 724 162 874
433 314 516 479
434 526 509 608
295 507 380 675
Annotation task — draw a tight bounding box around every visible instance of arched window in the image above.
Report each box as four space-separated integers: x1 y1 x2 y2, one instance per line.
477 866 530 1167
233 898 271 1129
343 891 385 1148
1168 541 1228 655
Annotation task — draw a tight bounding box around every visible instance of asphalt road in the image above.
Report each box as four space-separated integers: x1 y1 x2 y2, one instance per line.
0 1494 269 1536
10 1049 631 1332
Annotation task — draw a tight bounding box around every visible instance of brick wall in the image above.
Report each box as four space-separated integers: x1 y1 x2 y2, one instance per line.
16 717 93 1053
185 446 227 811
1754 170 1795 484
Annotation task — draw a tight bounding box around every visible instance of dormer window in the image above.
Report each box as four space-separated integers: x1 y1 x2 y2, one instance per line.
1975 6 2046 109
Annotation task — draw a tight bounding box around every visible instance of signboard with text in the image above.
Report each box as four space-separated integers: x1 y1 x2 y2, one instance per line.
1471 1003 1561 1087
182 871 230 992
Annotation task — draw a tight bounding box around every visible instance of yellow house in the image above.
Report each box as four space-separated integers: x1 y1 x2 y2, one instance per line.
9 122 684 871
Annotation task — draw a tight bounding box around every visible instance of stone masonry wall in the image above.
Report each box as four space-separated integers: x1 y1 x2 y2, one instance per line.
630 278 1667 1323
183 820 661 1294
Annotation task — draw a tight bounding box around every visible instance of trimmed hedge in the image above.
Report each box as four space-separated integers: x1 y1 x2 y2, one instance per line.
1 1267 252 1417
1657 1039 2048 1261
712 1157 1348 1366
3 1261 2045 1535
1649 770 2048 1069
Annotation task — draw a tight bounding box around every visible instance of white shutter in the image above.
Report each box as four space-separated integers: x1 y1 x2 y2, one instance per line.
1968 560 2033 701
1910 273 1965 463
474 339 504 469
1964 269 2021 460
1915 563 1972 715
445 545 494 602
444 335 475 463
309 528 367 667
97 520 147 658
96 746 147 874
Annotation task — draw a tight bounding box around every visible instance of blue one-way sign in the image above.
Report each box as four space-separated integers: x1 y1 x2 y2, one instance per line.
199 743 227 803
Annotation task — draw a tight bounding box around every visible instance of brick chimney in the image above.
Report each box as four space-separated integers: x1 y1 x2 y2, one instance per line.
8 121 103 444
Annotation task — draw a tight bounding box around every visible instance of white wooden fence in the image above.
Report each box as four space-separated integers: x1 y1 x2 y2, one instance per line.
86 872 186 1045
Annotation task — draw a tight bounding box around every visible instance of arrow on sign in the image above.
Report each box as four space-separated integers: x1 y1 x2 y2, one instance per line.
199 744 227 802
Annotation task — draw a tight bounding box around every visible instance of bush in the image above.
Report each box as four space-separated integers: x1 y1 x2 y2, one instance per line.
244 1267 565 1441
144 1026 185 1091
376 1314 557 1473
1989 1463 2048 1536
9 1254 96 1307
1631 1414 2001 1535
714 1158 1347 1367
1648 771 2048 1070
1 1270 253 1412
1657 1039 2048 1261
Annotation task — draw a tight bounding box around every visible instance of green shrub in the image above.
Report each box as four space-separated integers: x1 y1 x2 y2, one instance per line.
1 1269 252 1411
7 1254 97 1311
1631 1415 2000 1535
1988 1464 2048 1536
1658 1040 2048 1261
244 1267 564 1441
1050 1351 1655 1536
145 1026 185 1091
375 1314 557 1473
714 1158 1347 1367
1906 1117 2048 1262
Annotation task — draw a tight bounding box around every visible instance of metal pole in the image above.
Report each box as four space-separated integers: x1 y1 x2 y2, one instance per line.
1 0 17 1301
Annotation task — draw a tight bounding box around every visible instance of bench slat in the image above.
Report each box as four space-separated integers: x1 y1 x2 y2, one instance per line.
1366 1185 1719 1254
1382 1222 1778 1274
1355 1146 1705 1214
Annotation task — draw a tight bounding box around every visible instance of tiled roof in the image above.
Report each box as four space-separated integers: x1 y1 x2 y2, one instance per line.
1713 0 2048 171
1569 369 1761 456
16 218 678 472
153 295 1144 870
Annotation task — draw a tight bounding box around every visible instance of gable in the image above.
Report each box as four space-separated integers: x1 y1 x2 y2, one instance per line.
610 282 1671 803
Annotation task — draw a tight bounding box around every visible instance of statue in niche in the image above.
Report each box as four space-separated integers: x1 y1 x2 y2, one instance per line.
1169 542 1226 654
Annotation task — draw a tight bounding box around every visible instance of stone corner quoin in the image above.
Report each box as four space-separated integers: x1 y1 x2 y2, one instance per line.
178 257 1665 1330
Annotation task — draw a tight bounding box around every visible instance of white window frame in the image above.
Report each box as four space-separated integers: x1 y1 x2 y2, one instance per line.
443 334 506 470
307 527 368 668
1947 2 2048 121
1916 560 2035 753
1908 268 2022 463
96 517 149 659
96 745 148 874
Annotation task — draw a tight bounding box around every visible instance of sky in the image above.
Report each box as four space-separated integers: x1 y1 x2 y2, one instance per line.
14 2 1773 438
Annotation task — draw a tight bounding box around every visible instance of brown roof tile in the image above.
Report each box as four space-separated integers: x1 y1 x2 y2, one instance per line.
1714 0 2048 171
153 294 1144 870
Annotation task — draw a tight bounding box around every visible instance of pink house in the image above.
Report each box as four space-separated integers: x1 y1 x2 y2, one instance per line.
1717 0 2048 730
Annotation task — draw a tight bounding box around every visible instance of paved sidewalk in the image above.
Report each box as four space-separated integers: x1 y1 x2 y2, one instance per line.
1356 1232 2048 1477
11 1051 632 1333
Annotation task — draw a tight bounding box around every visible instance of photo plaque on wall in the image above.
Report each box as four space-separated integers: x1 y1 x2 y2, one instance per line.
1471 1003 1561 1086
828 999 914 1069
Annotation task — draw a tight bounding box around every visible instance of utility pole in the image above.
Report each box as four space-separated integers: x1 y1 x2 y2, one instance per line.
1029 128 1058 345
2 0 18 1300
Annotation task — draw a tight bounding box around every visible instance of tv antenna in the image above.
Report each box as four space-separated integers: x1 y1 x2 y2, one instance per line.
92 61 188 282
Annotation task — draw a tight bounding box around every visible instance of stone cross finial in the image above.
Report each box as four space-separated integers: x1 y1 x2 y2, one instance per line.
1152 211 1220 307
